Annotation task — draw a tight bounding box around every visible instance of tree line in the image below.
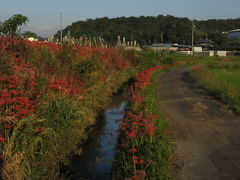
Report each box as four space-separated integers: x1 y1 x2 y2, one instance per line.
55 15 240 50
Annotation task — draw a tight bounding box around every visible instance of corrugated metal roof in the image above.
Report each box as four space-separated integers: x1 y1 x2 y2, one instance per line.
230 29 240 32
151 43 173 47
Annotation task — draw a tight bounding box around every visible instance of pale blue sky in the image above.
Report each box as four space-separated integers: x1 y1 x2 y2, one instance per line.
0 0 239 37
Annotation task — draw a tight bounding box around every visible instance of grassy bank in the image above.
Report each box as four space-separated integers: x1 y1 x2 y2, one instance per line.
112 54 195 179
113 69 172 180
0 38 134 179
190 59 240 112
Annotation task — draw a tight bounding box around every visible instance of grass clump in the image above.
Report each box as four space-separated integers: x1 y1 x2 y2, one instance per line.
190 59 240 112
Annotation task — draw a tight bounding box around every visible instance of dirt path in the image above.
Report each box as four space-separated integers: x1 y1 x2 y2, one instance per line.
158 68 240 180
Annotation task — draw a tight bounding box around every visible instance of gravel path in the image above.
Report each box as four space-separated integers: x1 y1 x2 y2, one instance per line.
158 68 240 180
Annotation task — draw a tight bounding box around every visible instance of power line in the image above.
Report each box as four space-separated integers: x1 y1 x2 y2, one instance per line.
60 12 63 41
0 12 89 17
63 12 89 19
0 12 59 16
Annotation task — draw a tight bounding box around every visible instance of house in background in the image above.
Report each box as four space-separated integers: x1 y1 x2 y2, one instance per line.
195 39 214 51
225 29 240 39
177 45 191 54
149 43 178 52
26 37 38 42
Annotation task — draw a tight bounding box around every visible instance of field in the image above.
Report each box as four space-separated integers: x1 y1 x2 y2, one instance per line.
190 59 240 112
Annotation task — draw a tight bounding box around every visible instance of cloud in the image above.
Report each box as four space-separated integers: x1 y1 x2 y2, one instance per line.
37 26 53 31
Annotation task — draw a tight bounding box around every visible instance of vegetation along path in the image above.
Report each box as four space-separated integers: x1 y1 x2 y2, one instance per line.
158 68 240 180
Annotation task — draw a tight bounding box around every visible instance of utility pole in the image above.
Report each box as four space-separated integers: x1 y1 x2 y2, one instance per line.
192 21 195 55
161 31 163 43
60 12 63 42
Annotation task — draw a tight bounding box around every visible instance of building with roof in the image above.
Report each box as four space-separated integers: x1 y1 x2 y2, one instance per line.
226 29 240 39
195 39 215 51
26 37 38 42
149 43 178 52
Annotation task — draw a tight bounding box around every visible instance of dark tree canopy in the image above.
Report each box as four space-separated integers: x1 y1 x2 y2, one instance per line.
55 15 240 49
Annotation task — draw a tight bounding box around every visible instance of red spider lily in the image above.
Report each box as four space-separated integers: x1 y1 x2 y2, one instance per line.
0 137 5 142
135 170 147 179
5 125 14 129
138 159 145 164
129 148 138 153
132 156 145 165
0 100 5 106
120 112 157 140
132 156 139 164
128 131 137 138
9 90 20 96
49 77 85 96
35 128 44 132
145 124 155 136
162 130 170 135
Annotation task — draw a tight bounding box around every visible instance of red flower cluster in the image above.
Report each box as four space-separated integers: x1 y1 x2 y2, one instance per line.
0 81 36 121
0 37 60 53
71 45 132 70
124 170 147 180
130 65 164 104
24 40 60 52
0 38 44 150
120 112 157 141
49 77 85 96
131 61 189 104
0 37 135 163
132 156 145 164
134 65 163 91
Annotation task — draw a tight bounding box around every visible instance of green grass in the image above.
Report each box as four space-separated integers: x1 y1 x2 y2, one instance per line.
139 70 173 179
124 50 189 70
2 96 88 179
190 60 240 112
112 70 173 180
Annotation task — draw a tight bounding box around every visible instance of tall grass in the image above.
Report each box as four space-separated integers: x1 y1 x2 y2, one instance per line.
190 60 240 112
112 70 173 180
0 38 134 179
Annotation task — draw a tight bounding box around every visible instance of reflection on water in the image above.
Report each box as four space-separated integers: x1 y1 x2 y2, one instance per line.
68 99 127 180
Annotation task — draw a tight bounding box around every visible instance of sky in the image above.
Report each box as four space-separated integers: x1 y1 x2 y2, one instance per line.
0 0 240 37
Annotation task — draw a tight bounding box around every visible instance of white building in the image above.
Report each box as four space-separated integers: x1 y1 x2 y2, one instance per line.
227 29 240 39
193 47 203 53
26 37 38 42
216 51 227 57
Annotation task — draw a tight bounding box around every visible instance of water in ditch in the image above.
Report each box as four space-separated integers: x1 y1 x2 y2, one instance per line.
66 89 128 180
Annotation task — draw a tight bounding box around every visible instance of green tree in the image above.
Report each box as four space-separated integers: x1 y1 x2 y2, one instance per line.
22 31 38 38
208 32 229 50
53 15 240 48
0 14 29 37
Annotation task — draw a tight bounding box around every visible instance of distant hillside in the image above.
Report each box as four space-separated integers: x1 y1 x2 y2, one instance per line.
55 15 240 48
